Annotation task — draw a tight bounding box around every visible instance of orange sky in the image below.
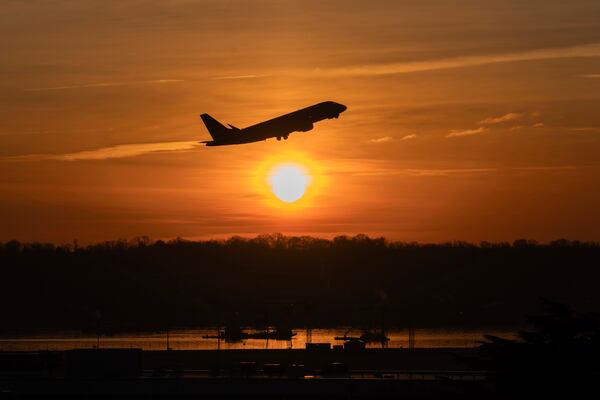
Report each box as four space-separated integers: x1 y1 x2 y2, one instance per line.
1 0 600 243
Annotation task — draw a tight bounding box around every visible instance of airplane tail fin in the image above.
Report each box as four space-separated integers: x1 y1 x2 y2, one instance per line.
200 113 230 141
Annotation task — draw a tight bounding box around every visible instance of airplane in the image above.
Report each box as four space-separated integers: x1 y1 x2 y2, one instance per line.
199 101 347 146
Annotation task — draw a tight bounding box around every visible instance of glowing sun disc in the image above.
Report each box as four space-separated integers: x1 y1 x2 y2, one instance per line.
268 164 310 203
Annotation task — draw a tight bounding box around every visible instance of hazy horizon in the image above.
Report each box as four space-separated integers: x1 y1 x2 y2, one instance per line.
2 233 598 247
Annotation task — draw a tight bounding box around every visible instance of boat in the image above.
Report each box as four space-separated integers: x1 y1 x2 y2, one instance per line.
334 327 389 343
202 326 249 342
247 327 296 341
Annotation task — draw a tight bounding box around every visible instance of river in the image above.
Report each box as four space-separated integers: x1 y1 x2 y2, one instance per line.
0 328 517 351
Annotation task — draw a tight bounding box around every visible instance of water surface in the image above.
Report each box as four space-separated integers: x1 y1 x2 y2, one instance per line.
0 328 516 351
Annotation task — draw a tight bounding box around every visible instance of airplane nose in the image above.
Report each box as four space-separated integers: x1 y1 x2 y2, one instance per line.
339 104 347 112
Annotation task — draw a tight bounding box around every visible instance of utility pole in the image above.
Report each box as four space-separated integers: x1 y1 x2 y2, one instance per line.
408 327 416 349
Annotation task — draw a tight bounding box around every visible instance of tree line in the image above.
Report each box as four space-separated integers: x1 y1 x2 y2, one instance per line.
1 234 599 333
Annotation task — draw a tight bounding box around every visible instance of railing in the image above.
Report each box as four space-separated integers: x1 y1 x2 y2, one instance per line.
141 368 488 381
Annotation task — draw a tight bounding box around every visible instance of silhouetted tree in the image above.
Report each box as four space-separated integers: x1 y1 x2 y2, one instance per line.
478 300 600 396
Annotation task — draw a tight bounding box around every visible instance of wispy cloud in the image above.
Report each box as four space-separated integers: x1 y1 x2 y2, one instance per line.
302 43 600 77
509 123 546 130
212 74 268 80
576 74 600 78
329 159 586 179
328 159 498 177
400 134 417 141
513 165 577 171
0 127 116 137
397 168 496 177
369 136 393 143
572 127 600 132
354 168 498 177
480 112 524 125
25 79 183 91
5 141 200 162
446 127 487 138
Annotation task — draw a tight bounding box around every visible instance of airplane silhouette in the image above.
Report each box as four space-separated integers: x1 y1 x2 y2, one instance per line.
200 101 347 146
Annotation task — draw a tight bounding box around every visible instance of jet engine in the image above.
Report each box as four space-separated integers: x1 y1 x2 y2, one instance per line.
299 123 314 132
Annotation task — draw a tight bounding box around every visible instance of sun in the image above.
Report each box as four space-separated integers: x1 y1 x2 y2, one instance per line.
268 164 311 203
252 152 324 209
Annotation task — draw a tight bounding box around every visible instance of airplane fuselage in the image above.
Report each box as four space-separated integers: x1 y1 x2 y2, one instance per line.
201 101 347 146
